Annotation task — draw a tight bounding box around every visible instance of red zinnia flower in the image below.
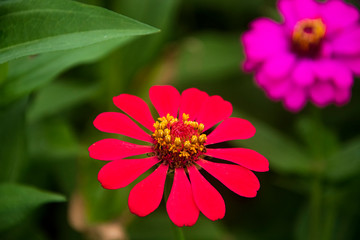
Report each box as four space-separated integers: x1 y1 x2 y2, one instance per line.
89 85 268 227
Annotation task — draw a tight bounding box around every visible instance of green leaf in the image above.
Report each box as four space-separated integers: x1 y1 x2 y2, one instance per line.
0 98 27 182
127 212 227 240
295 115 339 160
0 37 129 106
325 138 360 181
0 62 7 85
27 118 78 161
28 80 99 122
175 33 243 84
232 110 313 175
0 0 159 64
0 183 65 231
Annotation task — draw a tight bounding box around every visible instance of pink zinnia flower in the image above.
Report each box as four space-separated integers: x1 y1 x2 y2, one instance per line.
89 85 268 227
241 0 360 111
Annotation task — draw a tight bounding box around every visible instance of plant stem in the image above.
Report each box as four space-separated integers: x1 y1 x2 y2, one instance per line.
309 176 322 240
174 226 186 240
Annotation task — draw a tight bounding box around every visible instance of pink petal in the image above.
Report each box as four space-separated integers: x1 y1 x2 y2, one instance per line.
188 166 225 221
292 59 315 87
320 0 359 35
278 0 319 30
343 57 360 75
179 88 209 121
332 62 353 89
334 88 351 106
98 157 159 190
128 164 168 217
149 85 180 118
89 138 152 161
313 60 353 88
262 53 296 79
113 94 155 131
198 159 260 198
309 82 335 107
334 28 360 56
265 79 292 100
206 118 255 145
293 0 318 20
332 27 360 56
313 59 336 80
93 112 153 143
166 168 199 227
241 18 288 61
195 96 233 131
205 148 269 172
277 0 297 29
283 87 306 112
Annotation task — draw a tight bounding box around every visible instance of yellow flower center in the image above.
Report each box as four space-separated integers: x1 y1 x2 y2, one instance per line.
292 18 326 56
152 113 207 169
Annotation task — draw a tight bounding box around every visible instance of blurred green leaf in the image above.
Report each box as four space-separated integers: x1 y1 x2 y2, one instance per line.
325 138 360 181
0 62 7 85
0 37 131 106
28 80 98 122
295 115 339 160
0 183 65 231
175 33 243 84
104 0 179 95
233 110 312 175
0 0 159 64
127 213 228 240
27 118 78 161
0 98 27 182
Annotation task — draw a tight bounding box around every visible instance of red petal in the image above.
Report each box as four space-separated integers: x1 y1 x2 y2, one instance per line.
206 118 256 145
98 157 159 190
113 94 155 131
188 166 225 221
149 85 180 118
205 148 269 172
128 164 168 217
88 138 152 161
166 168 199 227
197 159 260 198
93 112 153 143
196 95 233 131
179 88 209 120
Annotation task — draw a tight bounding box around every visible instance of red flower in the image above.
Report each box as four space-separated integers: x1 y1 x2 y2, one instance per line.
89 85 268 227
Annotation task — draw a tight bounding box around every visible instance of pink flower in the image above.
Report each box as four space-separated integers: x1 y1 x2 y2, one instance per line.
88 85 268 227
241 0 360 111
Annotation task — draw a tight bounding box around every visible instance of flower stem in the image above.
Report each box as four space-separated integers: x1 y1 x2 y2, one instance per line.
174 226 186 240
309 176 322 240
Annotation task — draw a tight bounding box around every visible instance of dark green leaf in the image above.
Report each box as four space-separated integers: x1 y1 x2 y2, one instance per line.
295 115 339 160
232 110 312 175
127 212 227 240
0 37 130 106
0 0 159 63
0 62 7 85
325 138 360 181
175 33 243 84
0 98 27 182
0 183 65 231
27 118 78 161
28 80 98 122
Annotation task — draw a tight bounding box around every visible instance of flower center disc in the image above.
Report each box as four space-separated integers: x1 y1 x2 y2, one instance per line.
152 113 207 169
292 18 326 56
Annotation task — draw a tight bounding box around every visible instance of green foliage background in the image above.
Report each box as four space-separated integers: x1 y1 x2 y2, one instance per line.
0 0 360 239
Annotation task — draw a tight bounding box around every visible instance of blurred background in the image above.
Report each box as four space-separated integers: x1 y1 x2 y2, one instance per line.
1 0 360 239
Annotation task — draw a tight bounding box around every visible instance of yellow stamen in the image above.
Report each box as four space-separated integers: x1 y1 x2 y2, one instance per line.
292 18 326 53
